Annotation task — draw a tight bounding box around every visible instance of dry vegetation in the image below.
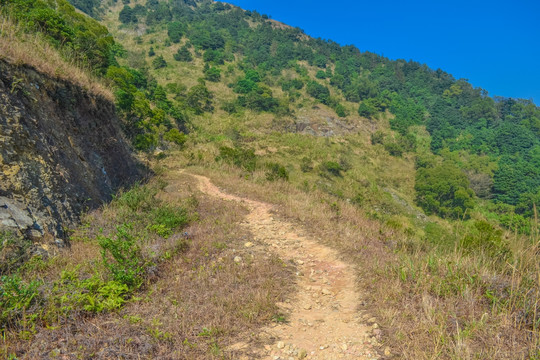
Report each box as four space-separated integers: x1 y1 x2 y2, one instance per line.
4 170 294 359
0 16 113 100
174 155 539 359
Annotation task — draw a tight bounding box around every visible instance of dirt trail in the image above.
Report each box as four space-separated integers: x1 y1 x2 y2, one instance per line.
191 174 379 360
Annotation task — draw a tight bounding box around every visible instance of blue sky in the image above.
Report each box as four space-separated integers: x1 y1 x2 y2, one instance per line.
225 0 540 104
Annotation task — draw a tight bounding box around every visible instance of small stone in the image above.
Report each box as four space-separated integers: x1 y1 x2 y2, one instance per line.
303 303 312 310
322 288 332 296
234 256 242 263
341 343 348 351
298 349 307 359
244 242 254 248
372 323 379 329
277 341 285 349
384 347 391 356
296 259 304 265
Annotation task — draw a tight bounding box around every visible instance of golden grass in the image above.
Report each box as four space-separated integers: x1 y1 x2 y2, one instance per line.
0 16 113 100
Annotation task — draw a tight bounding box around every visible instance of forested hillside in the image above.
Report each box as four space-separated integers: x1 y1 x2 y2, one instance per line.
95 0 539 229
1 0 539 358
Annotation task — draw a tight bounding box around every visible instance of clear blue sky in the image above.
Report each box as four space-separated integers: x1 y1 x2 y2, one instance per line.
225 0 540 104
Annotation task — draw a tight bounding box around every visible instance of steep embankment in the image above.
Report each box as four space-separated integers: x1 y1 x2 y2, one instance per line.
0 59 142 245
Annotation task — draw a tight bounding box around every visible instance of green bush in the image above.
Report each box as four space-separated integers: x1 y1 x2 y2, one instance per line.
384 141 404 157
300 157 313 173
174 46 193 62
265 162 289 181
99 225 148 289
148 205 189 238
163 128 187 146
320 161 343 177
204 66 221 82
371 130 385 145
116 184 158 213
216 146 257 172
461 220 508 258
152 55 167 69
306 81 330 105
334 103 347 117
55 269 129 314
415 163 476 219
0 275 40 328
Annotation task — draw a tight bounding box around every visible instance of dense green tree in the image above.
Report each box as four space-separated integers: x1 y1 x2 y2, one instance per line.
204 65 221 82
119 5 135 24
186 83 214 114
173 46 193 62
167 21 185 43
415 163 476 219
152 55 167 69
306 81 330 104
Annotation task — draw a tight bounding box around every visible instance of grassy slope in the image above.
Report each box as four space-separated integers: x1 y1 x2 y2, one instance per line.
0 16 112 100
101 2 540 359
2 1 538 359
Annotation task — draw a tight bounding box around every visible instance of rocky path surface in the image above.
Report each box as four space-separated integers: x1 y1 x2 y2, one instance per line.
191 174 382 360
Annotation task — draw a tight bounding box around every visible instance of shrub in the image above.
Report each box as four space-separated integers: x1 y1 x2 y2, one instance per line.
0 232 30 275
216 146 257 172
320 161 343 177
461 220 508 258
358 101 378 119
55 270 129 314
384 141 404 157
415 163 476 219
99 225 148 289
281 78 303 91
0 275 40 328
115 184 159 213
204 66 221 82
174 46 193 62
334 103 347 117
300 157 313 173
371 130 384 145
265 162 289 181
148 205 189 238
163 128 187 146
306 81 330 105
152 55 167 69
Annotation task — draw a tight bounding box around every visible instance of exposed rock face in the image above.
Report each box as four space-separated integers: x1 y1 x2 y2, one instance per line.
0 60 142 242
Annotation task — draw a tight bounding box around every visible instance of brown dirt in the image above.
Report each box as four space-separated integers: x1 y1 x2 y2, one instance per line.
190 173 380 359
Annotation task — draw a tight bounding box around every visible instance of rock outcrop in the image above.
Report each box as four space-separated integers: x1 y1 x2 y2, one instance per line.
0 59 142 243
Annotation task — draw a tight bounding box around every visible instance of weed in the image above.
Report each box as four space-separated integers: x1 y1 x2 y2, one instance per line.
0 232 30 275
115 184 158 213
320 161 343 177
265 162 289 182
216 146 257 172
148 205 189 239
0 275 40 328
98 225 148 289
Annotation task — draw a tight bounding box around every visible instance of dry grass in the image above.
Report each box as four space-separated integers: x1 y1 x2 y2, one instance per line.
0 16 113 100
5 170 294 359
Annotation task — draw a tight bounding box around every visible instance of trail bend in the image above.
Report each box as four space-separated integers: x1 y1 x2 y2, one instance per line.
190 173 379 360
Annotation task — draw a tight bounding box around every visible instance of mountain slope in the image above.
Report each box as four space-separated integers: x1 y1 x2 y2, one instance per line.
1 0 538 358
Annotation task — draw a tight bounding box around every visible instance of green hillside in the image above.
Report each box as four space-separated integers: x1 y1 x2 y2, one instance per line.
1 0 539 358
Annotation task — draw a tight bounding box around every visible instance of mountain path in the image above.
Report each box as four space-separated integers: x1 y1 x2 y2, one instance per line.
190 173 381 360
